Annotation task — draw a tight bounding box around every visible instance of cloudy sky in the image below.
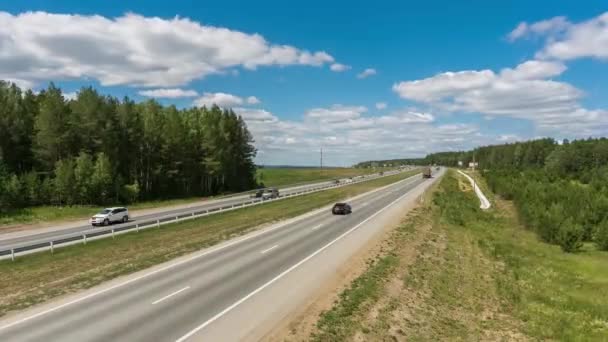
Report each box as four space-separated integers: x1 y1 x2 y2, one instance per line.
1 1 608 166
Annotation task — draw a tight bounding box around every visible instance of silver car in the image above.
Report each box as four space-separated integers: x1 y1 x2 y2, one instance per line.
90 207 129 226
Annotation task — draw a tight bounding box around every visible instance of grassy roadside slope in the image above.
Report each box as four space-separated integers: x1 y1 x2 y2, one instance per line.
312 169 608 341
0 170 419 318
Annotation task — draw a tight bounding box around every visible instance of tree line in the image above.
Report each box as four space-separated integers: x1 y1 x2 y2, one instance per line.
359 138 608 252
0 81 257 210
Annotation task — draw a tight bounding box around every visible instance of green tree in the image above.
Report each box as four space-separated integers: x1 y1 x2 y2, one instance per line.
22 171 41 206
74 152 94 204
53 159 76 205
91 152 113 204
35 84 74 170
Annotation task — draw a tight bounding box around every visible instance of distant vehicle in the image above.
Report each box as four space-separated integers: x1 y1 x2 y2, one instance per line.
333 179 340 184
345 178 354 184
422 167 432 179
332 202 352 215
90 207 129 226
262 187 279 199
250 189 264 198
379 171 384 176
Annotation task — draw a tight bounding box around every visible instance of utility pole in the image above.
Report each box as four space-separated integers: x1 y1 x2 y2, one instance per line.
320 147 323 175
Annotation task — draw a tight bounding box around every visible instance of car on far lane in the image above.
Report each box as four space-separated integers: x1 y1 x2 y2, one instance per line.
90 207 129 226
262 187 279 199
250 189 264 198
332 202 352 215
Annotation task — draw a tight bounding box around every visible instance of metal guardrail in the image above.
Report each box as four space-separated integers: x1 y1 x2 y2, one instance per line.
0 169 416 260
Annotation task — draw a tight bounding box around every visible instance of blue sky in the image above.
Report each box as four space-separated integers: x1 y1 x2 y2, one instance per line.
1 1 608 165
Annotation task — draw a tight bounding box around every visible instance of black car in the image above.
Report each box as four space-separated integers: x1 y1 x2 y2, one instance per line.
332 203 352 215
250 189 264 198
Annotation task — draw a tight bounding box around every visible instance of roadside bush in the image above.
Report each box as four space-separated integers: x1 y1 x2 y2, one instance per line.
594 220 608 251
120 183 140 204
557 218 584 253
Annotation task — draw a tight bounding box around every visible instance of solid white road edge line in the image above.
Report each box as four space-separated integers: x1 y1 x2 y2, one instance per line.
151 286 190 305
0 172 420 332
174 177 432 342
311 224 323 231
260 245 279 254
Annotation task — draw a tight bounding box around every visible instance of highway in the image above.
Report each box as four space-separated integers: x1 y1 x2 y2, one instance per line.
0 168 442 341
0 169 404 254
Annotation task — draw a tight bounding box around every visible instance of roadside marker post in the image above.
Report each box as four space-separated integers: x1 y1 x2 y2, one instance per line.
50 241 54 254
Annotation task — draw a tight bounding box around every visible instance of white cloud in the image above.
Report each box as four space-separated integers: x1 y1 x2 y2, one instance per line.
138 88 198 98
330 63 351 72
233 107 278 123
500 60 566 80
357 68 377 79
0 11 337 87
63 91 78 101
507 16 570 41
194 92 244 108
246 96 261 105
4 78 35 90
538 12 608 60
393 59 608 136
375 102 387 110
237 103 478 166
305 105 367 123
393 70 495 102
508 12 608 61
497 134 522 142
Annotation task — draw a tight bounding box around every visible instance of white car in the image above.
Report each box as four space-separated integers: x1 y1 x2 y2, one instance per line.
90 207 129 226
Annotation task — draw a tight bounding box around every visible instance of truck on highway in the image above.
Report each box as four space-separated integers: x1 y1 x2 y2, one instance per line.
422 167 432 179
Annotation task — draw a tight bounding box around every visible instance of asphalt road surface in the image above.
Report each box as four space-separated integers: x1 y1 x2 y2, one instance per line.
0 170 404 252
0 168 442 342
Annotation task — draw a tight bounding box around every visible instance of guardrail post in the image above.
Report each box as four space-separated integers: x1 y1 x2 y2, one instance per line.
11 248 15 261
83 234 87 244
112 228 115 239
50 241 54 254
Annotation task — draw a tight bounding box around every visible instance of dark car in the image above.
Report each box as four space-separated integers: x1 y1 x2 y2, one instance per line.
332 202 352 215
250 189 264 198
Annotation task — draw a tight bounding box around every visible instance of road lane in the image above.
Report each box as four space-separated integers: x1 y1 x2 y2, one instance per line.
0 169 440 342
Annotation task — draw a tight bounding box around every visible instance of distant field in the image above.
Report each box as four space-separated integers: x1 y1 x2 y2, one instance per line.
256 167 391 187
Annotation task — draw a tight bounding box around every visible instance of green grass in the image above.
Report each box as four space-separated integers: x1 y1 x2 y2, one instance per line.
256 167 392 188
0 197 202 227
312 170 608 341
0 169 420 318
